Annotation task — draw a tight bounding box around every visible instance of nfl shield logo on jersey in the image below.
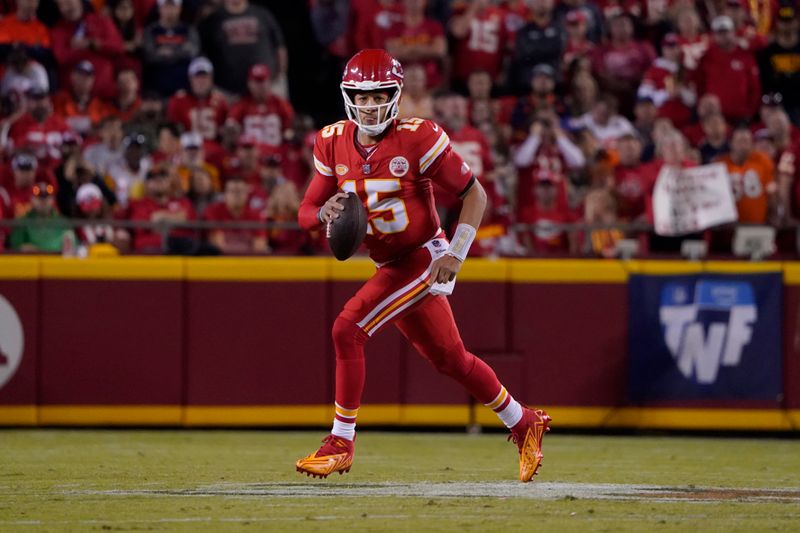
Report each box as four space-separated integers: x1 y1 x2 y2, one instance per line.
389 156 410 177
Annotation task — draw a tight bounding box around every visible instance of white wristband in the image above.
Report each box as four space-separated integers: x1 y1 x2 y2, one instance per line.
446 223 476 262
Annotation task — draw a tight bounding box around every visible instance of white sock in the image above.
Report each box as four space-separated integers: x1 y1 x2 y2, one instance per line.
485 386 524 428
331 419 356 440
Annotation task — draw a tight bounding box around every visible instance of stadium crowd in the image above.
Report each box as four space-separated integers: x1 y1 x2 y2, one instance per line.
1 0 800 257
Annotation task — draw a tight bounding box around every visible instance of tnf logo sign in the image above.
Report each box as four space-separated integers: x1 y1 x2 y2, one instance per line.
0 294 24 391
659 281 756 384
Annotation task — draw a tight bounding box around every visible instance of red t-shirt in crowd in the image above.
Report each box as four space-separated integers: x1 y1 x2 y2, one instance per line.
204 200 266 253
695 43 761 123
7 113 71 170
386 18 446 88
167 90 229 142
127 196 196 251
613 162 659 221
227 94 295 148
451 5 510 83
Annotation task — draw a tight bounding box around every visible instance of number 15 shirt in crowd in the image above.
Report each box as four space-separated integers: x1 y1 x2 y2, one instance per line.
298 118 474 264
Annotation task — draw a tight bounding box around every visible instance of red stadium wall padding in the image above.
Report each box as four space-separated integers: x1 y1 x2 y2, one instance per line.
38 280 184 406
0 281 39 416
784 286 800 410
185 282 330 405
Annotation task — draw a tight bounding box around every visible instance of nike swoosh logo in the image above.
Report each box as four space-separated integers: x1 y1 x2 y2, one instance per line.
432 123 439 132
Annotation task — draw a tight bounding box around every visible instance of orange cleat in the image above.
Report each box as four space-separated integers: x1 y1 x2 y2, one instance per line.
295 434 355 479
508 408 551 482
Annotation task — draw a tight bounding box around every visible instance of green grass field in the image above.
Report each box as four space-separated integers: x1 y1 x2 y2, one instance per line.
1 429 799 531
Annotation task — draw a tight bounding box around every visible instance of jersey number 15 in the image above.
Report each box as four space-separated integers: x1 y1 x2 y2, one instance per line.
342 179 409 235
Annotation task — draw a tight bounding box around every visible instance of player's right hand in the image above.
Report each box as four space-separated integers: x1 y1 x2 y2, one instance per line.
319 192 349 223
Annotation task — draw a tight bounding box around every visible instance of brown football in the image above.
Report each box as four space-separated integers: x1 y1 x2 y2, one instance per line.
327 192 368 261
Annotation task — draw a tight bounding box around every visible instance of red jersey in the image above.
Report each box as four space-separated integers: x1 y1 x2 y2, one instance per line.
638 58 693 127
678 34 709 71
166 90 229 142
436 124 494 210
385 19 446 88
696 44 761 123
7 113 71 169
299 118 474 264
127 196 196 251
517 201 575 253
227 94 295 148
516 144 570 215
204 201 266 252
451 5 509 82
562 39 596 74
592 40 656 85
613 162 659 221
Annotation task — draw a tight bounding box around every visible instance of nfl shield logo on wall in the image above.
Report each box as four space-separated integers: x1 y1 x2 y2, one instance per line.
389 156 409 177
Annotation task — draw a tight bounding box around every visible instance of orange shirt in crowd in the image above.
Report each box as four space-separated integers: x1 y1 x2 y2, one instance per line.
52 91 116 135
0 15 51 48
718 150 775 223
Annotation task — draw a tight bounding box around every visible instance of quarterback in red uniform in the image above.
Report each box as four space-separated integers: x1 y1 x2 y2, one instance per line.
295 49 550 481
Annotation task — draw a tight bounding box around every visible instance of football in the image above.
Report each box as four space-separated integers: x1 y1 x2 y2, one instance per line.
327 192 368 261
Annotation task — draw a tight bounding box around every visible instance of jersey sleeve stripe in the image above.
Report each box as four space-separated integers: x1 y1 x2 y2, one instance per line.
314 156 334 176
419 131 450 174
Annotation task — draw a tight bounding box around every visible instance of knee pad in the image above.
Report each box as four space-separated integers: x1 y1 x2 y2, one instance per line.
332 316 368 361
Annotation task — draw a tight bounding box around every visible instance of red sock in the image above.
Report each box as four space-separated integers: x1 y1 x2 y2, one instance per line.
332 317 368 415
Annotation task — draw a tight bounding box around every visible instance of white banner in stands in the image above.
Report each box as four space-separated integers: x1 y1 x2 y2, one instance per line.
652 163 738 236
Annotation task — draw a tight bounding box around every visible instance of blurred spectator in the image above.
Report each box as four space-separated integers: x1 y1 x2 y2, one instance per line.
10 181 72 253
6 86 70 169
105 133 150 208
205 177 268 254
465 70 493 124
56 154 117 217
186 167 220 218
309 0 350 60
398 63 434 119
698 113 730 164
108 0 142 57
508 0 563 94
350 0 404 51
448 0 510 87
83 115 125 176
758 6 800 125
114 68 141 121
166 57 228 144
52 61 115 136
199 0 288 97
682 93 725 146
517 169 576 254
226 64 295 150
637 33 695 129
555 0 604 43
718 125 776 223
583 187 622 257
0 44 49 98
51 0 124 100
222 134 264 186
565 70 599 117
142 0 200 98
561 9 596 79
263 173 303 252
696 15 761 124
152 121 182 165
632 96 658 156
4 152 50 218
569 94 636 147
386 0 447 89
591 13 656 115
726 0 768 51
612 132 658 221
675 7 709 72
124 92 164 151
74 182 117 248
504 64 562 143
175 131 221 192
125 165 196 253
0 0 52 55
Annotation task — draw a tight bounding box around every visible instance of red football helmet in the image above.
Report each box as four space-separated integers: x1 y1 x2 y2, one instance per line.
341 49 404 136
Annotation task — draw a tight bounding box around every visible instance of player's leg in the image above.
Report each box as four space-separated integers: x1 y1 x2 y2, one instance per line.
394 295 551 482
296 248 433 478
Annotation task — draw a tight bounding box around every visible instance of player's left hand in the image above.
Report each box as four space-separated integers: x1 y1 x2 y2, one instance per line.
429 254 462 285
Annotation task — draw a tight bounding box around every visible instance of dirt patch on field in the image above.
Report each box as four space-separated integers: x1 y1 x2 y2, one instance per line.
629 487 800 503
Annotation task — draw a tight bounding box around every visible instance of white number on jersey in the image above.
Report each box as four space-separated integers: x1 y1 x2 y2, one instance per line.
342 179 409 235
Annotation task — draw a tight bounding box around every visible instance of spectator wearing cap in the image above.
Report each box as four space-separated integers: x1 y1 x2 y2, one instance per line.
508 0 564 95
398 63 435 120
74 182 117 248
114 68 141 122
448 0 510 87
166 57 229 146
52 61 115 136
698 113 731 164
225 63 295 151
10 181 73 253
503 64 563 143
83 115 125 176
204 177 268 255
590 13 656 116
0 44 50 99
142 0 200 98
5 86 70 169
696 15 762 124
385 0 448 90
4 152 53 218
199 0 288 97
751 93 800 145
725 0 769 50
50 0 124 100
0 0 52 55
55 141 117 216
123 165 197 253
175 131 222 193
221 134 266 187
637 33 696 129
554 0 604 43
105 133 151 209
561 9 596 79
758 6 800 125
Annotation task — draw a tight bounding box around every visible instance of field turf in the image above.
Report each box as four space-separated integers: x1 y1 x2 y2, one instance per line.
1 429 798 531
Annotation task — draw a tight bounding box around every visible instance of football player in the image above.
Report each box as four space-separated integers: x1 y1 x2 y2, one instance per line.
295 49 550 482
